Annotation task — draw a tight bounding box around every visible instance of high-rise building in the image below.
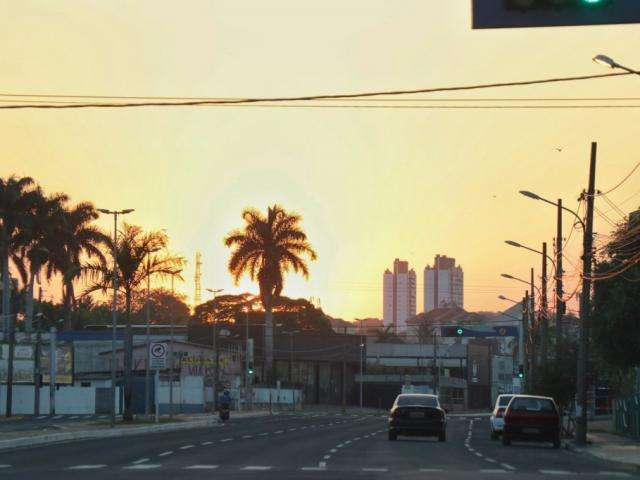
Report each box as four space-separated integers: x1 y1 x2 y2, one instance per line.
383 259 417 334
424 254 464 312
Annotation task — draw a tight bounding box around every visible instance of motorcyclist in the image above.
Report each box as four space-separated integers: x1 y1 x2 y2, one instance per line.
218 390 231 420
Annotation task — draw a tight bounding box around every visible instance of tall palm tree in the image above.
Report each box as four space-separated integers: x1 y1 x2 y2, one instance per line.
225 205 316 381
14 192 69 333
83 224 184 420
0 176 42 332
52 202 110 329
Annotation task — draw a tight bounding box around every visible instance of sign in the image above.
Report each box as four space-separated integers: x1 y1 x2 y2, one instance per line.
0 344 35 383
149 342 167 370
41 344 73 384
472 0 640 29
440 325 519 338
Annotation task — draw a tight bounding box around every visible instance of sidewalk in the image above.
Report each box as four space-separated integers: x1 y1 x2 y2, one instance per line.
568 419 640 472
0 411 269 452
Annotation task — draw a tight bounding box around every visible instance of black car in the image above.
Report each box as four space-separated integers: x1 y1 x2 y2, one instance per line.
502 395 561 448
388 393 446 441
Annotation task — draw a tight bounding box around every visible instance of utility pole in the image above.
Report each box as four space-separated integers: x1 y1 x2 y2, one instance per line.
556 199 565 352
169 275 175 419
341 339 347 413
432 330 439 395
520 292 528 392
49 326 56 416
576 142 597 445
6 314 14 417
144 258 151 417
34 293 43 415
529 268 536 387
212 315 218 412
540 242 548 367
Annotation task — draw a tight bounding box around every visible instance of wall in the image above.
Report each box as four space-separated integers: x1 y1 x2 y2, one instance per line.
157 375 204 414
0 385 120 415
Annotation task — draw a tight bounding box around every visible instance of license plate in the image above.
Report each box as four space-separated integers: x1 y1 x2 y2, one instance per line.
410 412 424 418
523 428 539 434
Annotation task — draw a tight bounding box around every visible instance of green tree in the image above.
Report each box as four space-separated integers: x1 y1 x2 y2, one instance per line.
0 176 41 332
374 325 405 344
224 205 316 381
131 288 190 324
83 224 184 420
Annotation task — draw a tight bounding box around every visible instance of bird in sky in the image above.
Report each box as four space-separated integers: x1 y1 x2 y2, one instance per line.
555 147 563 152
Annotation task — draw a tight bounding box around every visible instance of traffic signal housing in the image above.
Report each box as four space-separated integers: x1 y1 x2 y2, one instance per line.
441 326 465 337
472 0 640 29
517 365 525 379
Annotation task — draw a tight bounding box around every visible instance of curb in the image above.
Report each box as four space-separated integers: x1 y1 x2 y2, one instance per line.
565 440 640 473
0 411 270 452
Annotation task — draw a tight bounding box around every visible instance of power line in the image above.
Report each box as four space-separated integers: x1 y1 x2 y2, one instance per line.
594 160 640 197
0 71 631 110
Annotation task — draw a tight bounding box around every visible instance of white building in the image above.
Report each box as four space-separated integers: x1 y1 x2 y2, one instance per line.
424 255 464 312
382 259 417 334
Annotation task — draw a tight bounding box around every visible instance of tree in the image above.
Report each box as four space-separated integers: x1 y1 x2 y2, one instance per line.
374 326 405 344
591 216 640 372
0 176 41 332
224 205 316 381
131 288 190 324
83 224 184 420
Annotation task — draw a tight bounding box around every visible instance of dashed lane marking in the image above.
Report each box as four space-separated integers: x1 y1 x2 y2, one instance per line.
179 445 194 450
258 433 269 436
598 473 631 478
275 430 284 434
158 451 173 457
201 441 213 446
70 416 79 419
301 467 326 471
474 452 484 457
323 455 331 460
123 464 161 470
539 470 575 475
319 462 327 469
67 465 106 470
53 415 63 419
480 469 507 474
330 449 337 453
242 435 253 439
185 465 219 470
132 458 149 465
363 468 388 472
288 428 297 431
242 466 272 471
501 463 516 471
220 438 233 442
420 468 444 472
485 458 497 463
0 466 10 469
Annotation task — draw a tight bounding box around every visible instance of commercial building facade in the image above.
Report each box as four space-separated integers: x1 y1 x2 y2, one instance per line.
424 254 464 312
383 259 416 334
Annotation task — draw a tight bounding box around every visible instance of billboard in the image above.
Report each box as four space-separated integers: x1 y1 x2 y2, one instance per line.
0 344 35 383
40 343 74 385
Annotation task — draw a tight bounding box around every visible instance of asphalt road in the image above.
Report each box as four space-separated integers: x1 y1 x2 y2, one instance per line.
0 411 635 479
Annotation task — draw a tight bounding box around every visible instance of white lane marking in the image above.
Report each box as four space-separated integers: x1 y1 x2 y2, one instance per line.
70 415 79 419
67 465 106 470
363 468 388 472
123 464 161 470
220 438 233 442
468 448 475 452
345 440 352 444
501 463 516 470
474 417 482 420
598 473 631 478
301 467 325 471
179 445 194 450
475 452 484 457
301 426 308 429
354 437 361 441
201 441 213 446
275 430 284 434
485 458 497 463
288 428 297 431
337 443 344 448
258 432 269 436
242 435 253 439
185 465 219 470
98 415 107 419
242 466 272 471
53 415 63 419
132 458 149 465
158 451 173 457
481 469 507 474
420 468 444 472
37 415 48 419
323 455 331 460
330 449 337 453
539 470 575 475
318 462 327 468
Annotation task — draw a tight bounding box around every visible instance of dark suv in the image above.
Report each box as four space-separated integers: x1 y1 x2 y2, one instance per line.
502 395 561 448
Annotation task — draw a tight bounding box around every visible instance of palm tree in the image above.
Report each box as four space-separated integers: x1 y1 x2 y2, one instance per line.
52 202 110 328
0 176 42 332
14 192 69 333
225 205 316 381
83 224 184 420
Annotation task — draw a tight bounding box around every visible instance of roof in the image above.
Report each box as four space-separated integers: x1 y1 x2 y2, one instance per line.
406 307 490 326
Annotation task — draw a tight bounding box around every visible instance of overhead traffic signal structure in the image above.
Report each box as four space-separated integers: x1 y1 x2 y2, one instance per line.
441 326 465 337
472 0 640 29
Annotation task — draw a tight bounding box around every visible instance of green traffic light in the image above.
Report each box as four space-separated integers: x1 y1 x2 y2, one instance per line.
456 328 463 335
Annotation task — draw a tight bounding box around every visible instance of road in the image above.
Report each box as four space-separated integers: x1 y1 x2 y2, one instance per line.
0 411 634 479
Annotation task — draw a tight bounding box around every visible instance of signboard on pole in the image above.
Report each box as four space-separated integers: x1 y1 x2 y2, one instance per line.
149 342 167 370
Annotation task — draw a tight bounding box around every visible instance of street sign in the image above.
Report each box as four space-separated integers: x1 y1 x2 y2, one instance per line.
472 0 640 29
149 342 167 370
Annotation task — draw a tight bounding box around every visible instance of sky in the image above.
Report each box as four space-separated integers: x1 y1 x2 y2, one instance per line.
2 1 639 321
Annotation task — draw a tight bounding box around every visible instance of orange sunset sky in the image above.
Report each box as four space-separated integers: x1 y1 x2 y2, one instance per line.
2 1 639 321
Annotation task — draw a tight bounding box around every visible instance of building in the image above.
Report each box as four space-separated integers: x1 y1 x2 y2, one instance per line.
424 255 464 312
383 259 416 334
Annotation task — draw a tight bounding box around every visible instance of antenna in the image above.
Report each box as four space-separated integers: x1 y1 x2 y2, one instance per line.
194 252 202 306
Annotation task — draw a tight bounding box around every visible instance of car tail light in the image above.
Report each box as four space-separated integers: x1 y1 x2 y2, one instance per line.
496 408 505 418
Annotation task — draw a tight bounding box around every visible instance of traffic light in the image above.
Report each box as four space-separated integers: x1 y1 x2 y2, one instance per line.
455 327 464 336
247 361 254 375
517 365 525 379
472 0 640 29
441 326 465 337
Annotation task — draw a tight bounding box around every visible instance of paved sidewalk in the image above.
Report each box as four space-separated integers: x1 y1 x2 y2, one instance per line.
568 419 640 471
0 410 269 452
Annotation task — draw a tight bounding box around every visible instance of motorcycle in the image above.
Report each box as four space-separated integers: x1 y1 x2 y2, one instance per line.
219 405 230 422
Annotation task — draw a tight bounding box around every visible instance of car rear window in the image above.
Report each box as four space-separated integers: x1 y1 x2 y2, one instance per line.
510 397 556 412
396 395 438 407
498 395 513 407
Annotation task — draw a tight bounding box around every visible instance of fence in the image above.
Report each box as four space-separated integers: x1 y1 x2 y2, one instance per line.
613 394 640 440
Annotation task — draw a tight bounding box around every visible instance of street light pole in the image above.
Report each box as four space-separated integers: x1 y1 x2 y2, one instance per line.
540 242 548 368
98 208 134 427
556 199 564 350
206 288 223 412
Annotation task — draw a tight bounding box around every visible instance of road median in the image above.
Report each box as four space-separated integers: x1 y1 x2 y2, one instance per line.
0 411 269 452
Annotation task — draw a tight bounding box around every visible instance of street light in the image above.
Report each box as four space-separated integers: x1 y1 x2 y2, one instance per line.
98 208 134 428
498 295 519 304
501 273 541 295
519 191 585 230
504 240 556 269
593 54 640 76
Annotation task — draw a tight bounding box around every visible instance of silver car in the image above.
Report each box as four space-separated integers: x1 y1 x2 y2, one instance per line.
490 394 514 439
